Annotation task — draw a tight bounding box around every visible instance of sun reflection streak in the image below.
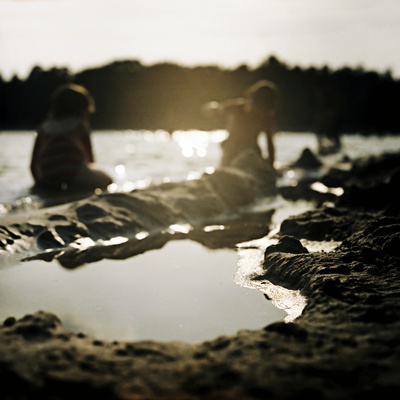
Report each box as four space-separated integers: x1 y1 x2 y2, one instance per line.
203 225 225 232
310 182 344 196
69 236 129 251
135 231 149 240
164 223 193 235
107 178 151 193
172 130 211 158
70 237 96 251
98 236 129 246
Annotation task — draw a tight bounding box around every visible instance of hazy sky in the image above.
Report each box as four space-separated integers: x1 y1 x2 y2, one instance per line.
1 0 400 80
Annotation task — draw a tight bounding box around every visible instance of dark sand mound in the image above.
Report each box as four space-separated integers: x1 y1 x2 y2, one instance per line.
1 150 400 399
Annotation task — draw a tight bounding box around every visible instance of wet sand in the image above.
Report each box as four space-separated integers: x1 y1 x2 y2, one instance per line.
1 148 400 399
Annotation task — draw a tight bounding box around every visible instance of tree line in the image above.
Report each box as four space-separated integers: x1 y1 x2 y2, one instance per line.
1 56 400 134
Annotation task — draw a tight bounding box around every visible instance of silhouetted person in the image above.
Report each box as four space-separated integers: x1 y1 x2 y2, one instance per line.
30 83 113 192
203 80 279 171
313 79 344 155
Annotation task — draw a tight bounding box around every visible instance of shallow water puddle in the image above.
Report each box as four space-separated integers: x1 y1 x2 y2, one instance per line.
0 239 286 343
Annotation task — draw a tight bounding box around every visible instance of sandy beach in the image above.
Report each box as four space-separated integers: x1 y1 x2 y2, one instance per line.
1 147 400 399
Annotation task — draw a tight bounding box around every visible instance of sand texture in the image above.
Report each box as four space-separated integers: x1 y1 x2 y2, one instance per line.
0 149 399 399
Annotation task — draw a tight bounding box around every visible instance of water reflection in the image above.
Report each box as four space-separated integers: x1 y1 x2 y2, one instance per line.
20 206 275 269
203 225 225 232
135 231 150 240
164 223 193 235
234 230 340 322
310 181 344 196
0 240 286 343
172 130 227 159
235 236 307 323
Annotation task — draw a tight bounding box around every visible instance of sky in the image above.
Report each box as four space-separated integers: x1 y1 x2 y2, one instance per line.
1 0 400 80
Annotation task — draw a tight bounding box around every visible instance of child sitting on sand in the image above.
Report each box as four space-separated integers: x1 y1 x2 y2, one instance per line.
30 83 113 192
203 79 279 170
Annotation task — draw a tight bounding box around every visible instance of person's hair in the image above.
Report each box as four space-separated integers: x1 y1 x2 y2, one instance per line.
245 80 279 110
50 83 95 118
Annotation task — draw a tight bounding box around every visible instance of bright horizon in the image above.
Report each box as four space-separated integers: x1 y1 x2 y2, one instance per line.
1 0 400 80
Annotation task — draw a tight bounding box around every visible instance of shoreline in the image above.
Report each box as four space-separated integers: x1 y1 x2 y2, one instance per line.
1 149 400 399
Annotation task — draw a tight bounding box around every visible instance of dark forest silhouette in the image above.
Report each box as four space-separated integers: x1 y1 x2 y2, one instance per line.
1 56 400 134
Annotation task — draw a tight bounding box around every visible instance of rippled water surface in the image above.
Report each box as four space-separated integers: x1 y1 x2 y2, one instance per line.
1 130 399 342
1 129 399 208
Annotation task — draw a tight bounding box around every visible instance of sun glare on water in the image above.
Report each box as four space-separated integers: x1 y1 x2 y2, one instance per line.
172 130 227 158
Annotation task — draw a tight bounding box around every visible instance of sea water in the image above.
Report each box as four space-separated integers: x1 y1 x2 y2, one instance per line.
1 129 399 207
0 130 399 342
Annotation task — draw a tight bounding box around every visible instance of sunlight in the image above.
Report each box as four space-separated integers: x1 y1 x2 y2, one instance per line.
310 182 344 196
234 245 307 323
209 130 228 144
70 237 96 251
143 130 169 143
172 130 210 159
135 231 150 240
186 171 202 180
235 232 307 322
165 223 193 235
114 164 126 176
98 236 129 247
300 239 341 253
203 225 225 232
